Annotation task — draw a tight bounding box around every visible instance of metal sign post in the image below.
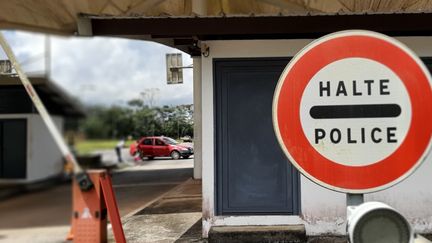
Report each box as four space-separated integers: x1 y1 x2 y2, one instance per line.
0 32 93 190
346 193 364 220
346 194 364 207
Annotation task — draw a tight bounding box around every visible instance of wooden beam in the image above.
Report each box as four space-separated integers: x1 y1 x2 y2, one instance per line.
91 13 432 39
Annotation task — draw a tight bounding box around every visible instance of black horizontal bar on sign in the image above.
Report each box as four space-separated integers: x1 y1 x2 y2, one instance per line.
309 104 402 119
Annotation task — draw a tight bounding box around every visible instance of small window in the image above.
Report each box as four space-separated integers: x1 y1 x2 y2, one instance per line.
155 139 165 146
143 138 153 145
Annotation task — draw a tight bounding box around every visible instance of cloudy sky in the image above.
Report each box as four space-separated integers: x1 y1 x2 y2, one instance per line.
0 31 193 107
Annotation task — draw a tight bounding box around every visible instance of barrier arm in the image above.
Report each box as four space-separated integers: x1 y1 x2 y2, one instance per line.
0 32 93 191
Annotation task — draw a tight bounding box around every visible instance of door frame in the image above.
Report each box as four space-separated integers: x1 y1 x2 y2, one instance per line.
201 40 324 237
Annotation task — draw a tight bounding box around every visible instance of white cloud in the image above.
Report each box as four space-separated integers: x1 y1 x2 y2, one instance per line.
0 30 193 107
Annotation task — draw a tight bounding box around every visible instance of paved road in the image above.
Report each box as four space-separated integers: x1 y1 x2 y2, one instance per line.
0 154 193 242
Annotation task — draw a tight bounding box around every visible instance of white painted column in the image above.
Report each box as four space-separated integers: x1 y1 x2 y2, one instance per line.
200 42 215 238
191 0 206 185
193 57 202 179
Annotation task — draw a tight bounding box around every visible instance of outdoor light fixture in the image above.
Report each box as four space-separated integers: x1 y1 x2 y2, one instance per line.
347 202 432 243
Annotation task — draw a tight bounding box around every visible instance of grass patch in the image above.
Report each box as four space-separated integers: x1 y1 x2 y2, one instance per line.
75 139 133 155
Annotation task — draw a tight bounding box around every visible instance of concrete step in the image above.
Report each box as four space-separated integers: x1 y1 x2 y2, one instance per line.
208 225 307 243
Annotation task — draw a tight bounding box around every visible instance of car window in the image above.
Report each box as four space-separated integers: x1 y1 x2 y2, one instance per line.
162 137 178 145
155 139 165 146
142 138 153 145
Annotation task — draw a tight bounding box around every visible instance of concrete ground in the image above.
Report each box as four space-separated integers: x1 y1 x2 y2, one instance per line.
117 178 432 243
5 148 428 242
0 151 193 243
116 178 203 243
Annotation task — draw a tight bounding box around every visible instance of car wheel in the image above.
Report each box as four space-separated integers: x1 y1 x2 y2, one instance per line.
170 151 180 160
182 155 190 159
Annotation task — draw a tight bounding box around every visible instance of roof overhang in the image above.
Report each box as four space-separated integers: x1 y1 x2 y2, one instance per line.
2 1 432 55
0 75 86 118
2 0 432 33
80 13 432 56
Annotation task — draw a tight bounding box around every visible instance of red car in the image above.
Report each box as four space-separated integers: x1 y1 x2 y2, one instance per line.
130 136 193 160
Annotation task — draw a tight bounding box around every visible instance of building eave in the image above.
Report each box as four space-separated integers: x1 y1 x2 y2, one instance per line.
79 13 432 56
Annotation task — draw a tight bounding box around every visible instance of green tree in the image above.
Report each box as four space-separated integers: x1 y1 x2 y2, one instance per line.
79 102 194 140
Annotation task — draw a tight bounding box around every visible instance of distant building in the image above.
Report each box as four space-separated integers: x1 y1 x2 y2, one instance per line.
0 75 84 184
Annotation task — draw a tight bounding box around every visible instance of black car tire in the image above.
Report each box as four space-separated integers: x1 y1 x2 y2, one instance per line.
171 151 180 160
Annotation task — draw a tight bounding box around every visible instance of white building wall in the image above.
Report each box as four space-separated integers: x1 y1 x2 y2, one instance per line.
27 114 64 182
201 37 432 237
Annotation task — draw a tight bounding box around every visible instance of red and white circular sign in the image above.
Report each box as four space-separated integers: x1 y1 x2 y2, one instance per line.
273 30 432 193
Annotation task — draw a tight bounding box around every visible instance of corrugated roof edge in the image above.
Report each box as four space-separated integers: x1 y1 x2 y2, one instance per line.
80 10 432 19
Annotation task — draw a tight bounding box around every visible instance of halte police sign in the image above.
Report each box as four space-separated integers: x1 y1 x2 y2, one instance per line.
273 30 432 193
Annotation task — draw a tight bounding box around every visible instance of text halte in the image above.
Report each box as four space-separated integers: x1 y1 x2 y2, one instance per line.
319 79 390 97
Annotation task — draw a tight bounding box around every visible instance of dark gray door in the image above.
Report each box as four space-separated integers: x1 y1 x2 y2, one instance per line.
215 58 300 215
0 119 27 179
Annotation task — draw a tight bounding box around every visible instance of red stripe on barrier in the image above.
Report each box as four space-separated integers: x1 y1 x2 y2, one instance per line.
100 173 126 243
25 84 35 97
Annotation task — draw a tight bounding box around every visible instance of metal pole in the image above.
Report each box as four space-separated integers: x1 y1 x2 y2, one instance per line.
346 193 364 207
45 35 51 78
346 193 364 220
0 32 93 190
